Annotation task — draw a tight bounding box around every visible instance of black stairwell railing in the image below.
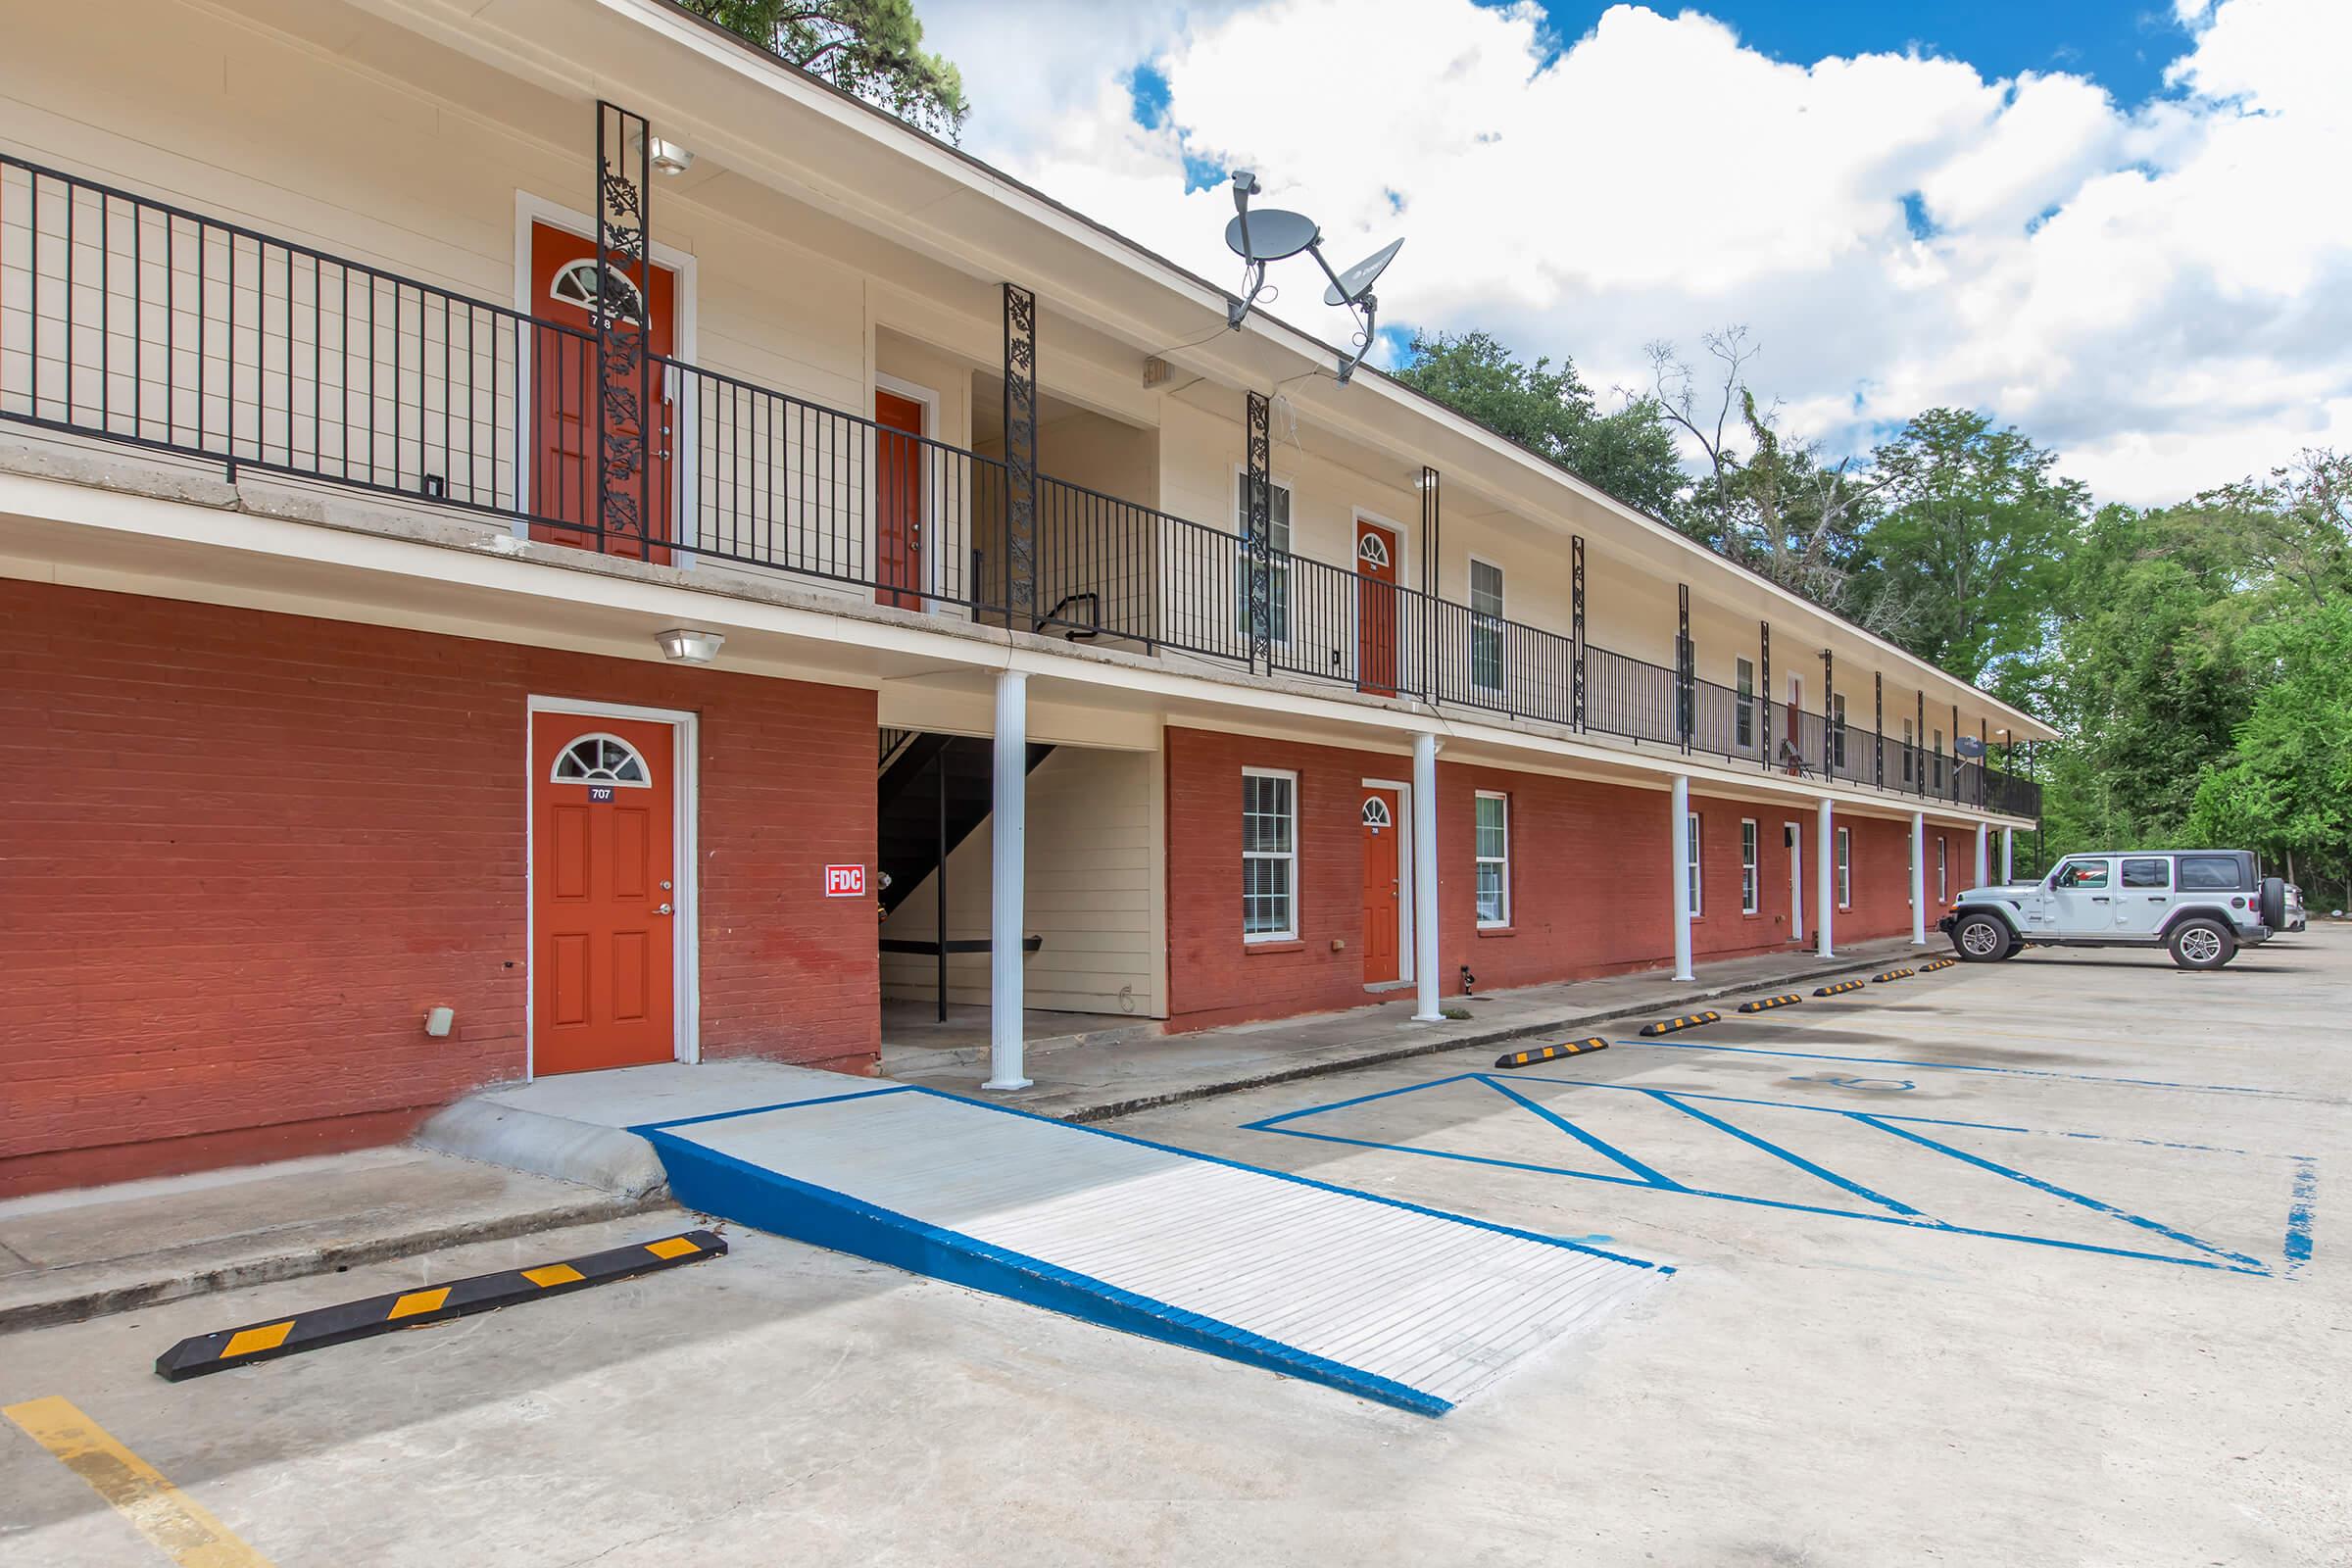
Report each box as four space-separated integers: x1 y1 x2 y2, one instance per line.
0 154 2041 820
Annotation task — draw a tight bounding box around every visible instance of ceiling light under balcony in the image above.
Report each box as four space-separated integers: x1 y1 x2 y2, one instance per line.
655 628 725 664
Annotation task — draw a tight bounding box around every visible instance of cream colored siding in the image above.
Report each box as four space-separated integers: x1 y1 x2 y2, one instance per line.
879 747 1165 1017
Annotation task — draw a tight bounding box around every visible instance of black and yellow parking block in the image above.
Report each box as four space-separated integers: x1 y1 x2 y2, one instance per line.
1494 1038 1609 1069
1872 967 1916 983
1814 978 1866 997
1920 956 1957 972
155 1230 726 1382
1736 994 1804 1013
1638 1010 1721 1037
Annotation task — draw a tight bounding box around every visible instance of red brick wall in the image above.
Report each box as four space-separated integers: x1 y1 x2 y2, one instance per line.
1166 725 1947 1030
1 581 879 1196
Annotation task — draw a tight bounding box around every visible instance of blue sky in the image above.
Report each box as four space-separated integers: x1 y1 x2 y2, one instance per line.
1529 2 2197 107
924 0 2351 502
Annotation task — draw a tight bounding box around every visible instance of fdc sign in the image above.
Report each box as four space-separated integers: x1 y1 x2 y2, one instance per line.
824 864 867 898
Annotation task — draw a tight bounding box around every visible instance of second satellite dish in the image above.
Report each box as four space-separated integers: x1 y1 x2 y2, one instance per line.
1323 237 1403 306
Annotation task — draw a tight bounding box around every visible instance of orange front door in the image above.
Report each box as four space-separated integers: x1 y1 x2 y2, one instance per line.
1356 521 1398 696
528 221 678 563
531 712 677 1074
875 389 925 609
1361 787 1401 985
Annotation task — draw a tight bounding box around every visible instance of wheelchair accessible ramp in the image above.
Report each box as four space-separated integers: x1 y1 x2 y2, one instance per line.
636 1085 1671 1416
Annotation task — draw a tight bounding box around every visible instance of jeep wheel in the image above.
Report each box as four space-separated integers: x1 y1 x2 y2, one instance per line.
2169 918 2236 971
1953 913 2012 962
2259 876 2286 929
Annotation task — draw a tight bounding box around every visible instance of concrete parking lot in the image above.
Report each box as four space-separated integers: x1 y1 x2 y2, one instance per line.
4 931 2346 1566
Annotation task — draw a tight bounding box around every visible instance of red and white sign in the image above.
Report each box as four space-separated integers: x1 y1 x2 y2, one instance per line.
824 864 868 899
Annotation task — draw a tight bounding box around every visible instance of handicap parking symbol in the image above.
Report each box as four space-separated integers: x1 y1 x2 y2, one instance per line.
1786 1073 1917 1093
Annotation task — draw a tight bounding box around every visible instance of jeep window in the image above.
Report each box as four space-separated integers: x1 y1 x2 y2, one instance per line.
2178 855 2242 891
2053 860 2110 890
2121 858 2171 890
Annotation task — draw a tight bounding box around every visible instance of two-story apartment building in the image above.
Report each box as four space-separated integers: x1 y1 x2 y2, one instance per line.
0 0 2051 1196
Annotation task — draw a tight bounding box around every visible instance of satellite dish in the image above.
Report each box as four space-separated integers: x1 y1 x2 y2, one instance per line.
1323 238 1403 306
1955 736 1987 760
1216 168 1403 386
1224 209 1319 262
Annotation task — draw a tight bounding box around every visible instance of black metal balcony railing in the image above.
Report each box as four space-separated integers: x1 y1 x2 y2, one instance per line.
0 154 2040 821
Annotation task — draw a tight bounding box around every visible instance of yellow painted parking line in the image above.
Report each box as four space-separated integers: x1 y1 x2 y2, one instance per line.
4 1396 274 1568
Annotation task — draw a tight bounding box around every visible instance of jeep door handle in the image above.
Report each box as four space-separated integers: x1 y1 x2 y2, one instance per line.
2090 896 2109 903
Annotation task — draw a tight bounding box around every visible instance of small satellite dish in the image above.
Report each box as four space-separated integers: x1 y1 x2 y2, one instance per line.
1955 736 1987 760
1217 168 1403 386
1323 238 1403 306
1224 209 1319 263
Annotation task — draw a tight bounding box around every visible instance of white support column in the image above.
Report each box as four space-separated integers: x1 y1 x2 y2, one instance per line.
984 669 1032 1091
1411 731 1445 1021
2001 826 2015 884
1816 798 1836 958
1975 822 1989 890
1669 775 1694 981
1910 811 1928 946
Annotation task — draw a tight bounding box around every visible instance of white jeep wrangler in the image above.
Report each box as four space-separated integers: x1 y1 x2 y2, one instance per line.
1939 850 2287 971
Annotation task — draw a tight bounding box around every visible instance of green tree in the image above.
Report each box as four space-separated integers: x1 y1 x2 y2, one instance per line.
1647 328 1896 629
1392 330 1686 520
1866 409 2087 684
2187 597 2352 892
683 0 968 141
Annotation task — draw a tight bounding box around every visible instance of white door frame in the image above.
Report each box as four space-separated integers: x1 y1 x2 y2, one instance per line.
524 695 703 1079
1363 775 1413 987
1786 818 1804 942
512 193 702 561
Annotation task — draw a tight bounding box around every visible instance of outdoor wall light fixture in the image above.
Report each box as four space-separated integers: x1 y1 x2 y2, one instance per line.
630 129 695 175
655 628 725 663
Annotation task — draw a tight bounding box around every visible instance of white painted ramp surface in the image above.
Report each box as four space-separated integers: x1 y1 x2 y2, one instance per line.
645 1087 1669 1413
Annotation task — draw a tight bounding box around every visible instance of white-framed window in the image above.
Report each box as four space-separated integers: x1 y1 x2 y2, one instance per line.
1469 557 1505 694
1934 729 1945 790
1234 472 1294 643
550 733 652 785
1837 826 1852 908
1243 768 1298 941
1740 818 1759 913
1242 766 1298 940
1687 811 1702 916
1936 836 1947 900
1902 717 1915 784
1736 658 1755 751
546 257 646 322
1906 828 1915 905
1830 694 1848 770
1474 791 1510 927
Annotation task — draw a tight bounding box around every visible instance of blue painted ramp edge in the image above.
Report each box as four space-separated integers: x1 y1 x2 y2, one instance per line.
641 1128 1456 1417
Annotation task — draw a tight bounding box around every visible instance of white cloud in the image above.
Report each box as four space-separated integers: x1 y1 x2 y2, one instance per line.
934 0 2352 506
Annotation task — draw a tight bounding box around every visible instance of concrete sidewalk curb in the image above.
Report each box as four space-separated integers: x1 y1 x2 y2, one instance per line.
416 1100 670 1199
1061 946 1921 1126
0 1189 670 1337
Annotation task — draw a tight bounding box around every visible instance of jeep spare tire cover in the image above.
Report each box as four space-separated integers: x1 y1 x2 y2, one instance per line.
2260 876 2286 928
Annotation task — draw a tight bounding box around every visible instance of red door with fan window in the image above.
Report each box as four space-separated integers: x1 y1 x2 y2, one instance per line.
531 712 677 1074
875 388 926 609
1356 520 1398 696
1361 788 1401 985
528 221 678 563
